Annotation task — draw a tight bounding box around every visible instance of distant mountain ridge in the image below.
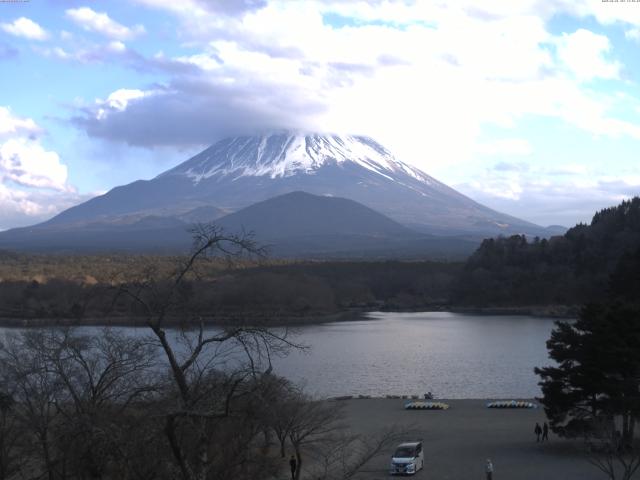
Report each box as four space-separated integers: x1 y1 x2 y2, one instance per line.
0 132 563 255
40 132 550 237
216 191 418 239
214 192 479 258
0 192 478 258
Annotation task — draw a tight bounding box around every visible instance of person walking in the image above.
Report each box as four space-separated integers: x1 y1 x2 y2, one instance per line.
534 422 542 442
485 458 494 480
542 422 549 441
289 455 297 480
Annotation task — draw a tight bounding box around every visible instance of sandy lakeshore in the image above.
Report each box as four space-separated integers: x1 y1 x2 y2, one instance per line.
335 399 600 480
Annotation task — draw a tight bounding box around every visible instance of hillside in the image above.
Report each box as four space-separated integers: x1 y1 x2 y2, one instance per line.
0 192 478 259
1 133 552 251
452 197 640 306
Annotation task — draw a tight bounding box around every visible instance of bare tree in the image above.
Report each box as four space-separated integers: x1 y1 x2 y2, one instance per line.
287 397 346 480
0 331 66 480
0 225 309 480
115 224 303 480
0 328 161 480
585 417 640 480
41 328 158 479
309 426 412 480
260 377 301 459
0 391 21 480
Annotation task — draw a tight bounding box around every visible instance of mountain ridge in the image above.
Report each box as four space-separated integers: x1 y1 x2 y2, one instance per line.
0 191 479 258
38 131 551 238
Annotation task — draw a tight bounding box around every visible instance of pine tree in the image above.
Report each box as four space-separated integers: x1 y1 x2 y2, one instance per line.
536 303 640 445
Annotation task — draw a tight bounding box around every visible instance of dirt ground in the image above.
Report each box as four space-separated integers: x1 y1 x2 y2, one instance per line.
335 398 603 480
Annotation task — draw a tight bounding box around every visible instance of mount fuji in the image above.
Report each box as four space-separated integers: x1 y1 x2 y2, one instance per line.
0 132 557 254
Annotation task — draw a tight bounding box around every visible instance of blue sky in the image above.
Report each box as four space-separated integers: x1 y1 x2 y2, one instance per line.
1 0 640 230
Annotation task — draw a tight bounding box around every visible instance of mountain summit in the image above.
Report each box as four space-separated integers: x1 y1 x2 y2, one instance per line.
159 132 433 185
41 131 545 237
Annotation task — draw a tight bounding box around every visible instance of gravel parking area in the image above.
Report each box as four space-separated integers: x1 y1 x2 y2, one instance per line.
337 398 601 480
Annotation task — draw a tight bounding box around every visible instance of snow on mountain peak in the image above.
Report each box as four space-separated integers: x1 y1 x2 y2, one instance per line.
159 132 433 186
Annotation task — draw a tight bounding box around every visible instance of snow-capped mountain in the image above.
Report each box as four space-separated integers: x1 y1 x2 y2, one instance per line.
32 132 546 236
160 133 433 185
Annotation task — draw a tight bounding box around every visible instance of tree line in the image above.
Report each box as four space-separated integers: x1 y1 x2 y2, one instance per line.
3 196 640 325
0 261 460 325
453 197 640 307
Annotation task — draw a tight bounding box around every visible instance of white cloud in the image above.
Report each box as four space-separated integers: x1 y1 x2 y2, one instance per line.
625 28 640 42
105 89 147 111
0 138 68 191
556 29 620 81
1 17 48 41
59 0 640 230
549 163 589 176
73 2 640 172
36 40 130 65
95 88 155 120
0 107 42 138
567 0 640 28
456 161 640 226
133 0 265 17
0 108 82 230
0 183 89 230
108 40 127 52
476 139 533 157
65 7 145 40
174 52 221 71
0 184 49 218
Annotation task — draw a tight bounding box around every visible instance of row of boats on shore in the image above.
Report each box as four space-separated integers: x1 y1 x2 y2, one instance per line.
404 400 538 410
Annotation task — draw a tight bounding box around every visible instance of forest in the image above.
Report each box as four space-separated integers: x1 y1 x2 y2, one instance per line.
0 252 460 325
1 197 640 325
452 197 640 308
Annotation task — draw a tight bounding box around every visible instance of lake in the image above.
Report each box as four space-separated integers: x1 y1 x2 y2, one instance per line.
1 311 559 399
271 311 557 399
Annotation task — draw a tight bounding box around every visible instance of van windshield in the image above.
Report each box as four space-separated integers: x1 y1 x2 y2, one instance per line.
394 447 416 458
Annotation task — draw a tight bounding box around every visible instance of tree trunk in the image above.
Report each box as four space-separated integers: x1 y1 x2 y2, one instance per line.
164 416 192 480
39 430 56 480
152 327 190 404
261 429 271 455
622 413 632 447
293 443 302 480
194 430 208 480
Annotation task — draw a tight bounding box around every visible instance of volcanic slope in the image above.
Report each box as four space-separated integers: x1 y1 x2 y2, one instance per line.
40 132 548 237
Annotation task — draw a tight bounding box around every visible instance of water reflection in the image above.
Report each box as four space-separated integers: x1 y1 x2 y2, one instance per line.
0 312 557 399
271 312 557 398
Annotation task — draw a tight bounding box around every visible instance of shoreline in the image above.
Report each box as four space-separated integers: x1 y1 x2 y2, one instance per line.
327 395 541 402
0 304 577 328
449 304 579 319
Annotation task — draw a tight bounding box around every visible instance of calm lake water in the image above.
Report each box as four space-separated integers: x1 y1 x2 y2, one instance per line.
1 311 559 399
272 311 558 399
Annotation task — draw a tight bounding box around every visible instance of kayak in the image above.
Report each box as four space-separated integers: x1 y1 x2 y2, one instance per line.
486 400 537 409
404 401 450 410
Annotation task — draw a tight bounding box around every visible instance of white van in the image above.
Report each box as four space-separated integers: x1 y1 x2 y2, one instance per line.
389 441 424 475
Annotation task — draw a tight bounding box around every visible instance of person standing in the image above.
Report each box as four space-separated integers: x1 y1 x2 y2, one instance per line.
289 455 297 480
486 458 494 480
534 422 542 442
542 422 549 441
